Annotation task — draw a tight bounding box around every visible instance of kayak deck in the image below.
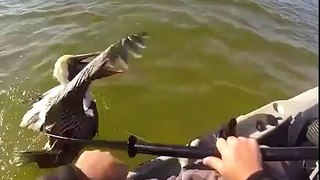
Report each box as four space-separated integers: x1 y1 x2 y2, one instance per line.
127 86 318 180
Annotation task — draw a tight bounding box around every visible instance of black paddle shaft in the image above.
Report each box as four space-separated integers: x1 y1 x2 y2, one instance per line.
127 136 319 161
46 134 318 161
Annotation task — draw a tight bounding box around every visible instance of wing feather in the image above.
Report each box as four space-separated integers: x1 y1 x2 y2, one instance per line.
20 85 65 131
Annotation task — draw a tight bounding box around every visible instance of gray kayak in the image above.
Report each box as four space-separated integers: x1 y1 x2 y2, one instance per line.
127 86 319 180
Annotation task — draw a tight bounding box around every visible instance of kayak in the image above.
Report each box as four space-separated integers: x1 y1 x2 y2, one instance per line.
127 86 319 180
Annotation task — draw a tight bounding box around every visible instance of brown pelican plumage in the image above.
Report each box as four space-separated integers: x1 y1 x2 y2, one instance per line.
21 52 102 132
14 32 148 168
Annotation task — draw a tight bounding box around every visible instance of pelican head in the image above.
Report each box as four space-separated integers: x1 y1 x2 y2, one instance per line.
53 52 124 86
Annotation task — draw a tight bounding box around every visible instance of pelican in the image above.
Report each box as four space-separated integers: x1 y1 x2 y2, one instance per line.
14 32 148 168
21 52 102 132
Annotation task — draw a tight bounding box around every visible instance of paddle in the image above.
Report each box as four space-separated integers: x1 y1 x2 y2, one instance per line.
47 134 319 161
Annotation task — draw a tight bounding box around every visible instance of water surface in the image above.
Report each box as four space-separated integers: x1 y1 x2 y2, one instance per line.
0 0 318 179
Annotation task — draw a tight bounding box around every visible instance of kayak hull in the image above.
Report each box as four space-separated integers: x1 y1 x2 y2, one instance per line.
127 87 318 180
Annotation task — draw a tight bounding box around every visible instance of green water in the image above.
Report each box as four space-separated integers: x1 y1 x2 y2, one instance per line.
0 0 318 179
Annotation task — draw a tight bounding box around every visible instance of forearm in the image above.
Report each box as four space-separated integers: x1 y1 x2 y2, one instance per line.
38 164 89 180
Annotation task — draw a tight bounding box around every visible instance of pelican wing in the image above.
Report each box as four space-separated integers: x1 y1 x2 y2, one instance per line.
20 85 65 131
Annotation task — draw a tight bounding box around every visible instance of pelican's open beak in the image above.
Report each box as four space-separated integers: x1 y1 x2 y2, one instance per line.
70 52 100 71
69 32 148 80
92 63 124 80
70 52 128 80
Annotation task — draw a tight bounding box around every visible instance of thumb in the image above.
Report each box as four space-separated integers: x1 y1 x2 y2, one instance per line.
203 156 223 173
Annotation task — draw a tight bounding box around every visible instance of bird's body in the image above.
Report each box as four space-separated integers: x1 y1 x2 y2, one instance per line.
18 96 99 167
15 32 148 168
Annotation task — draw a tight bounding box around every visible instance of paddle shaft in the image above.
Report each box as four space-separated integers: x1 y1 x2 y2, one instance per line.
127 136 319 161
47 134 319 161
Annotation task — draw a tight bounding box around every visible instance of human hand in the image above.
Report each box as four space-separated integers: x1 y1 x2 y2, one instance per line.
203 136 262 180
75 150 128 180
